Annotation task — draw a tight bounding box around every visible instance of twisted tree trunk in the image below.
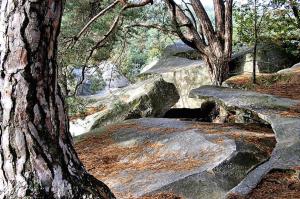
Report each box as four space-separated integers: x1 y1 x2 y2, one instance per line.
0 1 115 198
164 0 233 86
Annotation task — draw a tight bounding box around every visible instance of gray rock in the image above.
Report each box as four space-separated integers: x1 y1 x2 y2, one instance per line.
230 43 298 74
277 62 300 74
189 86 300 197
73 61 130 96
69 77 179 136
292 62 300 69
162 41 198 57
99 61 130 91
140 56 204 74
75 118 275 199
141 42 211 108
72 67 99 96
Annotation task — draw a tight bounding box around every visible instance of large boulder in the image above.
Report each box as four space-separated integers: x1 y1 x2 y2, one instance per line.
189 86 300 197
277 62 300 74
75 118 275 199
73 61 130 96
98 61 130 95
69 77 179 136
72 67 100 96
141 42 212 108
230 43 298 74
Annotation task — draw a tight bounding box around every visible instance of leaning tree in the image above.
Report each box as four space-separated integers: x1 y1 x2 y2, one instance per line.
164 0 233 85
0 0 114 198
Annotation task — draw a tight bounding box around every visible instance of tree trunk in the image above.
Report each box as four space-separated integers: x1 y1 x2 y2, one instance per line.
164 0 233 86
0 1 115 198
253 0 258 84
205 55 229 86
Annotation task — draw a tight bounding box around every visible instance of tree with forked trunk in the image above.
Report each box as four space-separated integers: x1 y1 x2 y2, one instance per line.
163 0 233 86
0 0 115 198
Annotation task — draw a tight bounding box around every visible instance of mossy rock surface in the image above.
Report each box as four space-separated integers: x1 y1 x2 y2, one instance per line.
70 77 179 136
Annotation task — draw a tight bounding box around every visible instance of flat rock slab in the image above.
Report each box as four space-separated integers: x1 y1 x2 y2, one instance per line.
140 56 204 74
190 86 300 196
75 118 275 199
190 86 300 143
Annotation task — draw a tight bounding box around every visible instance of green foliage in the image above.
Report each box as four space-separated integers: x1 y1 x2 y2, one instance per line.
233 0 300 58
112 28 175 81
58 1 175 97
59 0 117 65
89 75 106 94
67 97 97 118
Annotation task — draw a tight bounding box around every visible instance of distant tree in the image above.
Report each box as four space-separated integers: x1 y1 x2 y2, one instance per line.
0 0 115 198
163 0 233 85
234 0 300 83
234 0 300 49
272 0 300 28
253 0 258 83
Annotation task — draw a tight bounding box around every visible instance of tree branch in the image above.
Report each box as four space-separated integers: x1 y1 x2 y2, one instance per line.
224 0 233 58
190 0 216 44
213 0 225 37
71 0 153 48
182 0 197 28
164 0 206 53
71 0 154 96
86 14 123 62
124 23 176 34
74 0 120 43
85 0 154 61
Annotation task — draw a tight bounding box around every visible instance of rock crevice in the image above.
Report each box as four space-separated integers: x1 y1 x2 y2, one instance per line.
189 86 300 197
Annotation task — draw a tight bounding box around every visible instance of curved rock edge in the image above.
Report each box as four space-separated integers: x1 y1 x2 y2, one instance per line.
189 86 300 197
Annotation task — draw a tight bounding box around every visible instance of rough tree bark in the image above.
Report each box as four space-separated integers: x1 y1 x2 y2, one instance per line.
164 0 233 86
0 1 115 198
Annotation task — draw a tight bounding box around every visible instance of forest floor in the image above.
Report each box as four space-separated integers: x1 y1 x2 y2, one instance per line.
245 170 300 199
225 68 300 199
74 68 300 199
225 68 300 100
74 121 276 199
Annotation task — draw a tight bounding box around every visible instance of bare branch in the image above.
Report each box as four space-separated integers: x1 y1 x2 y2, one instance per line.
74 0 120 42
73 64 88 97
124 0 154 9
190 0 216 44
164 0 206 52
224 0 233 58
86 14 123 65
182 0 197 28
124 23 176 34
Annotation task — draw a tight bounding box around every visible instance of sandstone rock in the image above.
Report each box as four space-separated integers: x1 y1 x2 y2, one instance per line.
230 43 298 74
70 77 179 136
73 61 130 96
277 62 300 74
75 118 275 199
141 42 211 108
189 86 300 197
99 61 130 92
